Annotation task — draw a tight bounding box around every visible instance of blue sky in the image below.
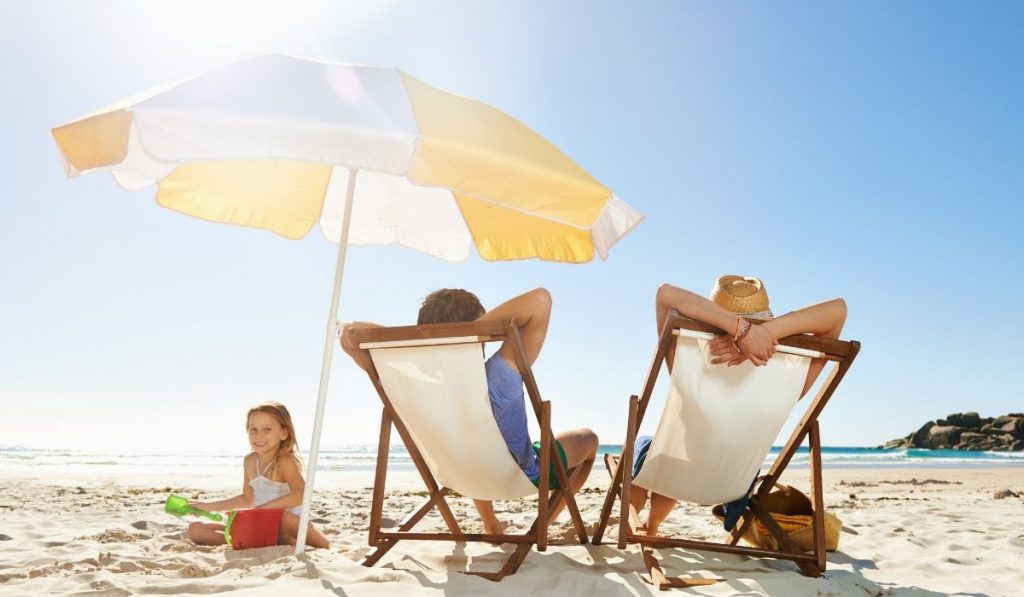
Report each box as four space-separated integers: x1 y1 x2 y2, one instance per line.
2 1 1022 454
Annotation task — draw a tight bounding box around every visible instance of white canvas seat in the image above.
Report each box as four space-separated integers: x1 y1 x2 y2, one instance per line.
348 319 588 581
593 312 860 587
369 343 539 501
633 333 810 505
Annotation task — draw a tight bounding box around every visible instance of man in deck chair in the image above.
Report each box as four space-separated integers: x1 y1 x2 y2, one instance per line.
630 276 847 536
341 287 598 535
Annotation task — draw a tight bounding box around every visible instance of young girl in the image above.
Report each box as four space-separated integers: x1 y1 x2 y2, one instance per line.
187 402 330 549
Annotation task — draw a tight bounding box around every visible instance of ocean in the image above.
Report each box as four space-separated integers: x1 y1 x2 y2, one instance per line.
2 444 1022 482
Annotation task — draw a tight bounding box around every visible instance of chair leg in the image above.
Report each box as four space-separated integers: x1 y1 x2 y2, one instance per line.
810 421 827 572
537 402 550 552
563 480 590 544
619 395 638 549
362 490 450 567
465 541 534 581
592 452 623 545
365 491 537 581
640 542 720 591
368 409 391 547
750 498 822 577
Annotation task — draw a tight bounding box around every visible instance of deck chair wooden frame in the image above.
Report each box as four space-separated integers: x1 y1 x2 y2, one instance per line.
346 318 589 581
591 311 860 588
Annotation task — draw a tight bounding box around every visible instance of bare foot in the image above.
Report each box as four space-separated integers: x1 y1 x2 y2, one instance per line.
483 518 509 535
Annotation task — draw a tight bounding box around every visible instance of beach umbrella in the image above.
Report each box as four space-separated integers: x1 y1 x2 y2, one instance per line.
51 54 643 553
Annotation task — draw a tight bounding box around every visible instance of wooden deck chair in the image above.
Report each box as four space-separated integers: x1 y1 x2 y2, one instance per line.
346 318 589 581
592 311 860 589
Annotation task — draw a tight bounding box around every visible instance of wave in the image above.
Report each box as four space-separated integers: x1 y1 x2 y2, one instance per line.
2 445 1022 473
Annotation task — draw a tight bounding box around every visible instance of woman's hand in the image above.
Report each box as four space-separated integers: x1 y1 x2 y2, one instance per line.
737 323 776 366
709 335 747 366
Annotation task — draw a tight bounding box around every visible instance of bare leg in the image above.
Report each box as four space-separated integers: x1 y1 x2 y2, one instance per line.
188 521 226 545
472 500 509 535
278 512 330 549
629 485 648 528
646 492 678 536
545 427 598 521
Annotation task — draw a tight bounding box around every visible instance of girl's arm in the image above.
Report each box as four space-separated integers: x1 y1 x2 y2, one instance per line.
190 453 256 512
254 457 305 510
340 321 383 373
191 494 251 512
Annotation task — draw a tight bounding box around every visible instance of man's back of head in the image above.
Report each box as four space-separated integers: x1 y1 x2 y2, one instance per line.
418 288 486 325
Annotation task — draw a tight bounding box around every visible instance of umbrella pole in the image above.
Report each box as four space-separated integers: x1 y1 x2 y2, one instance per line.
294 167 358 555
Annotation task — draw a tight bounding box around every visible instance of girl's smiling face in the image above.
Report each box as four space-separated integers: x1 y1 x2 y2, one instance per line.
248 411 289 458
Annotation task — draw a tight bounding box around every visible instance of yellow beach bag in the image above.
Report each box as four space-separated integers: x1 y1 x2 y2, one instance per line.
713 484 842 552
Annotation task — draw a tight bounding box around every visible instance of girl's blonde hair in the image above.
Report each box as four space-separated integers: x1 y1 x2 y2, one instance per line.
246 401 302 481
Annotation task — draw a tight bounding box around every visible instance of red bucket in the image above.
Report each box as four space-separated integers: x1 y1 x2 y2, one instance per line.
225 509 284 549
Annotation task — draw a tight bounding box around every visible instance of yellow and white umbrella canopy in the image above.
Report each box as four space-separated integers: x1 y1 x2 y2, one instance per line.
52 55 642 553
52 54 642 263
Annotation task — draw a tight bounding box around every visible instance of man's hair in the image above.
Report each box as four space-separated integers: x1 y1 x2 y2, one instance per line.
417 288 486 324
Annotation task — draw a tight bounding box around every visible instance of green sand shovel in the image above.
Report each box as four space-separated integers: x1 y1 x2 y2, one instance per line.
164 494 223 522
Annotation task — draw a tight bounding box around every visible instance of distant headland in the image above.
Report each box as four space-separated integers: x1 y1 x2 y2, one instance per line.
881 412 1024 451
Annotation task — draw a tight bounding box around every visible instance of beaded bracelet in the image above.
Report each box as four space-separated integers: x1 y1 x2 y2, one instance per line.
735 319 752 342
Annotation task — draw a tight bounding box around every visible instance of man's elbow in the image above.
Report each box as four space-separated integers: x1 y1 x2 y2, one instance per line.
530 288 552 313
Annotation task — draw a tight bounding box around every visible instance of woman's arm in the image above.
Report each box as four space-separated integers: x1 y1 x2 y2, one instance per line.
655 283 777 366
340 321 384 373
763 298 847 396
479 288 552 374
761 298 847 340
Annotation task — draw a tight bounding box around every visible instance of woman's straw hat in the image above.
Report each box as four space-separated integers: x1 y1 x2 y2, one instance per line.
710 275 773 320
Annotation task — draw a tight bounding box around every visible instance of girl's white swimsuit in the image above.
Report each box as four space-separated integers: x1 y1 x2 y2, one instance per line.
250 455 302 515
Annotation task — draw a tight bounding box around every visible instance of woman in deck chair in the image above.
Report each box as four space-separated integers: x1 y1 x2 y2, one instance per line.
341 287 599 535
632 276 847 535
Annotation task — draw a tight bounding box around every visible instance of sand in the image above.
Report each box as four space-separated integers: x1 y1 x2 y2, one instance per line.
1 467 1022 596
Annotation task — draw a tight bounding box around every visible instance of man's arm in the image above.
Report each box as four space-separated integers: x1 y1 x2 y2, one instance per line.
339 321 384 373
478 288 551 374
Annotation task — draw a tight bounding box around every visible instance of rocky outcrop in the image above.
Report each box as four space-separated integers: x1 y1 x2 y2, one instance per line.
881 412 1024 451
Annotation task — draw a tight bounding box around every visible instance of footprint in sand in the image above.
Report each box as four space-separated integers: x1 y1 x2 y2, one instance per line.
88 580 131 596
83 529 140 544
179 563 212 578
113 560 145 573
